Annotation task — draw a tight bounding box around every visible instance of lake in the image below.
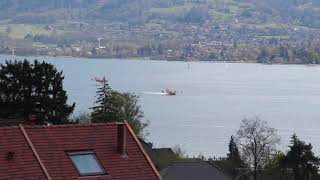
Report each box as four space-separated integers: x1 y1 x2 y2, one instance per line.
1 55 320 157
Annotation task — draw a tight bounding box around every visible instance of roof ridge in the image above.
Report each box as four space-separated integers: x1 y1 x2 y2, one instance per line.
124 121 163 180
172 159 233 178
0 121 127 129
10 122 125 129
170 158 204 163
207 160 233 178
0 126 20 130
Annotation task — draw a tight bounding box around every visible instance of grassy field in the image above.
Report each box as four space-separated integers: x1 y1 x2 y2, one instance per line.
147 0 254 22
0 23 52 39
209 9 232 21
0 19 83 39
254 23 290 29
148 4 193 15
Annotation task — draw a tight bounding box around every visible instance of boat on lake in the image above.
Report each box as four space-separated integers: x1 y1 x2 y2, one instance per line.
162 89 177 96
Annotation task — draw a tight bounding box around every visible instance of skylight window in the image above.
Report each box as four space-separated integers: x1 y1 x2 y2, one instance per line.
68 151 106 176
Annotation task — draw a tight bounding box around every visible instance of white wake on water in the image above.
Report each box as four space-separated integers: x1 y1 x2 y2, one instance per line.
141 91 167 95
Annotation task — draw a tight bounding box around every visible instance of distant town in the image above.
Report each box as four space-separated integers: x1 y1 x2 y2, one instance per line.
1 0 320 64
1 20 320 64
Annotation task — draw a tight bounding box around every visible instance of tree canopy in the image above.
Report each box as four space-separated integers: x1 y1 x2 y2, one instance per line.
91 77 114 122
0 59 75 125
226 135 246 177
236 116 280 180
91 77 148 137
280 134 320 180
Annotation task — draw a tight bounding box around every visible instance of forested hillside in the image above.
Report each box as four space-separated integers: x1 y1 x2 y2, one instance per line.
1 0 320 27
1 0 320 63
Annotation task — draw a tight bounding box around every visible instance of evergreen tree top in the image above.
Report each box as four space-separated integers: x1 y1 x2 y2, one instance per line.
0 59 75 125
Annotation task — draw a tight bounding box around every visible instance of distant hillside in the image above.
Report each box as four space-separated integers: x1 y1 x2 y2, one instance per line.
1 0 320 27
1 0 320 64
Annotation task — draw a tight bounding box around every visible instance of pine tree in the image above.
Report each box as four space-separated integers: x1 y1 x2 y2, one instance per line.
90 77 115 122
227 136 242 163
281 134 320 180
0 59 75 125
227 136 245 177
90 77 148 137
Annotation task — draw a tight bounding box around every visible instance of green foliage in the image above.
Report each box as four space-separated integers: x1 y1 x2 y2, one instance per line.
280 134 320 180
296 48 320 64
265 151 286 169
2 0 320 26
216 123 320 180
110 91 148 136
183 6 209 23
257 47 274 63
226 136 246 177
91 78 148 137
259 151 292 180
0 59 75 125
210 136 246 178
91 78 114 122
0 23 53 39
257 46 320 64
137 45 154 57
227 136 242 163
153 145 185 170
172 144 186 159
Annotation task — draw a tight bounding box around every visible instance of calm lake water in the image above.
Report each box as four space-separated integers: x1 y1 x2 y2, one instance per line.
1 55 320 157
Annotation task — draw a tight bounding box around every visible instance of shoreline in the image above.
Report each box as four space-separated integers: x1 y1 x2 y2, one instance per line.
0 53 319 67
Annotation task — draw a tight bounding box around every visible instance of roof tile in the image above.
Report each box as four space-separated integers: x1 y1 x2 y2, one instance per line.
0 123 161 180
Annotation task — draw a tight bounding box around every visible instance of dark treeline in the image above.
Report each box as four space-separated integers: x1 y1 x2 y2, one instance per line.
257 45 320 64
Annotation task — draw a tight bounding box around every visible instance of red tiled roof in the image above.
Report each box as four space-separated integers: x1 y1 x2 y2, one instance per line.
0 122 162 180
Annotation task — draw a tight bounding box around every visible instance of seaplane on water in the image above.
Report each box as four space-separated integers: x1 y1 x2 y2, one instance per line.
162 89 177 96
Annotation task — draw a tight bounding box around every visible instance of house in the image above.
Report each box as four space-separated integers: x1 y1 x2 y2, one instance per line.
0 122 162 180
160 159 233 180
139 139 178 170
